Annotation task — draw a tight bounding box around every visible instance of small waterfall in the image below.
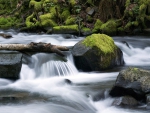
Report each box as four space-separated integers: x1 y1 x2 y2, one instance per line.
115 42 150 66
20 52 78 79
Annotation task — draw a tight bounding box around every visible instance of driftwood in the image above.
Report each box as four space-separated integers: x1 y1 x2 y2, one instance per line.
0 42 69 56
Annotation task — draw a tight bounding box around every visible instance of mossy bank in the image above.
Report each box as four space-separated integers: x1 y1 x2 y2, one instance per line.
0 0 150 35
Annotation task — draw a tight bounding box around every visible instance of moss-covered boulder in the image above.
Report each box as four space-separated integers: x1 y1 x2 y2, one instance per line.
110 67 150 102
71 34 124 71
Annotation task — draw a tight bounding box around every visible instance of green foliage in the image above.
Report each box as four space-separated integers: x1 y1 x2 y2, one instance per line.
117 27 124 32
86 15 93 23
73 5 81 14
81 27 91 32
100 20 117 35
87 0 94 6
41 19 57 27
133 5 139 15
60 9 70 20
139 4 146 14
65 16 76 25
53 24 79 32
0 17 21 29
69 0 77 7
125 0 130 7
92 19 103 33
124 21 132 30
29 0 42 11
25 14 35 28
40 13 55 20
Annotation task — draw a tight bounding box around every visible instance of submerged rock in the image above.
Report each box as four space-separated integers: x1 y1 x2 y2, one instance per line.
0 33 12 39
112 96 138 107
71 34 124 71
110 67 150 102
0 51 22 80
0 89 48 104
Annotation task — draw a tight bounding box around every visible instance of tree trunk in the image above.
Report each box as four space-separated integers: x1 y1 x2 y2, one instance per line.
0 42 70 56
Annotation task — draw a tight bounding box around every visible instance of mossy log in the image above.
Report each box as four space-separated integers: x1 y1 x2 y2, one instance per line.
0 42 69 56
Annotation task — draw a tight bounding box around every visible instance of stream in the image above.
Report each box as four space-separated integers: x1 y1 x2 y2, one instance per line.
0 30 150 113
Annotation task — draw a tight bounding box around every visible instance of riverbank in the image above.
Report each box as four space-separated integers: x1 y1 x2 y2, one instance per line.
1 0 150 36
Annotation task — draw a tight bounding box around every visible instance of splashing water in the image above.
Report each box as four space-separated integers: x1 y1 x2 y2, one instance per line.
0 30 150 113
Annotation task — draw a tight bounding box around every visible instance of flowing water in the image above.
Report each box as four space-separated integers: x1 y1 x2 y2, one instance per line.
0 30 150 113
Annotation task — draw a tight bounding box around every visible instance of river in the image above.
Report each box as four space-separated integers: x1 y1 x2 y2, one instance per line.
0 30 150 113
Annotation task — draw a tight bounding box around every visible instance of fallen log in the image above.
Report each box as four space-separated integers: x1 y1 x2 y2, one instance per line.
0 42 69 56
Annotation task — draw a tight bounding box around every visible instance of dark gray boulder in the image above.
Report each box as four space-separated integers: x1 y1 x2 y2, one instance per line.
71 34 124 71
0 51 22 80
110 67 150 102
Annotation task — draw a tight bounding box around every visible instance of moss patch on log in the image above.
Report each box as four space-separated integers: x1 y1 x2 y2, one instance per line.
53 24 79 34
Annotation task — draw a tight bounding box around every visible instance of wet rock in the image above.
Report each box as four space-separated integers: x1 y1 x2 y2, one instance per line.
110 67 150 102
0 51 22 80
64 79 72 85
91 90 106 101
0 89 48 104
112 96 138 107
147 94 150 102
0 33 12 39
121 41 130 49
71 34 124 71
146 94 150 109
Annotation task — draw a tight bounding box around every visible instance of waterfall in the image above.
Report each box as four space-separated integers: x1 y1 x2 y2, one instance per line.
20 52 78 80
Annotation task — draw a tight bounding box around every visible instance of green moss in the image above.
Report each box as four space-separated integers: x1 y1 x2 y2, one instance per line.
125 0 130 7
82 27 91 32
145 15 150 20
117 27 124 32
92 19 103 33
41 19 57 27
48 0 58 4
123 0 150 30
0 16 20 29
87 0 94 6
132 21 139 26
81 27 92 35
86 15 93 22
25 14 35 28
124 21 132 30
82 34 117 55
100 20 117 35
40 13 55 20
65 16 76 25
29 0 42 11
82 34 118 68
69 0 77 7
139 4 146 14
53 24 78 32
61 10 70 20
